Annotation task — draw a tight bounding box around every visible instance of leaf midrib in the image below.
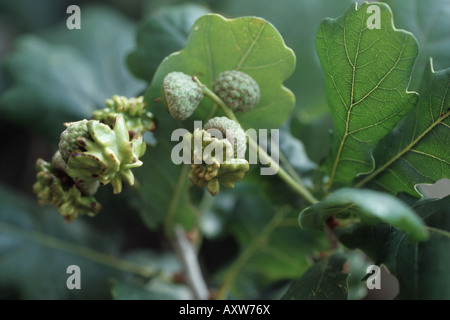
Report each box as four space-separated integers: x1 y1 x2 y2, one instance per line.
354 107 450 188
326 12 409 190
327 13 364 190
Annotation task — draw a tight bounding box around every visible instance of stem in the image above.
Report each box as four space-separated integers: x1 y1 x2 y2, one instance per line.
324 216 339 250
194 77 319 205
194 77 238 122
279 150 304 186
248 138 318 204
173 226 209 300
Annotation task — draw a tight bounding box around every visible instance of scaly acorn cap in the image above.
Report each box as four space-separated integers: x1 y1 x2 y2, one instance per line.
61 115 146 194
213 70 260 112
203 117 247 158
161 72 204 120
92 95 156 135
33 158 101 221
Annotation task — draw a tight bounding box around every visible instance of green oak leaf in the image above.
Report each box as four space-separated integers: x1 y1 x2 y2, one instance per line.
336 196 450 300
281 253 349 300
213 196 327 299
355 61 450 197
0 184 138 299
134 156 198 234
132 103 198 233
299 188 428 241
199 187 327 299
316 2 419 188
145 13 296 130
127 3 211 83
383 0 450 90
207 0 355 163
0 5 144 143
209 0 355 118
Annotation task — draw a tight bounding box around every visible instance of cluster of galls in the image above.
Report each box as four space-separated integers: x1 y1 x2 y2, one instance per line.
161 70 260 196
33 95 155 221
187 117 249 196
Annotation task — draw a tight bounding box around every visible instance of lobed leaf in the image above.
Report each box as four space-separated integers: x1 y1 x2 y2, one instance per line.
0 185 132 299
0 5 144 143
316 2 419 188
355 61 450 197
127 3 211 83
213 196 327 299
144 13 296 130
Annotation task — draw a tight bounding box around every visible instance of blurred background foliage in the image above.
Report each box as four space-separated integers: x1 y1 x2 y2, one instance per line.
0 0 448 299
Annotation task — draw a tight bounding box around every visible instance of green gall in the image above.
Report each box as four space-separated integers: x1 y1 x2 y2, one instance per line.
204 116 247 158
92 95 156 135
213 70 260 112
33 158 101 221
61 115 146 194
59 119 90 163
161 72 204 120
187 129 249 196
189 159 249 196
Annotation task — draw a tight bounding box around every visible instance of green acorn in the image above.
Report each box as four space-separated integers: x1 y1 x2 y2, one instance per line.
203 116 247 158
60 115 146 194
161 72 204 120
92 95 156 136
33 158 101 221
213 70 260 112
187 128 249 196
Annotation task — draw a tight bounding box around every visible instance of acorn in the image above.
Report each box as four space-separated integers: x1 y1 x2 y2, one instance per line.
161 72 204 120
213 70 260 112
204 116 247 158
